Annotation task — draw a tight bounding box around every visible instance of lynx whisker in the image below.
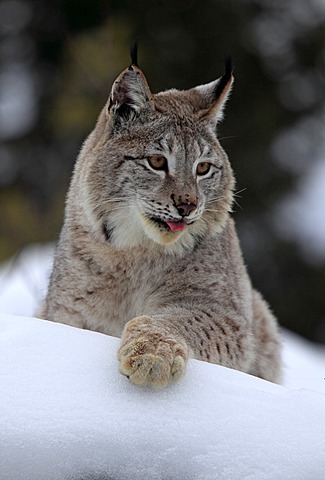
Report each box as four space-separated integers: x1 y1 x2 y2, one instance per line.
232 198 243 210
234 188 247 198
206 195 229 204
205 208 222 214
218 135 240 142
231 188 246 210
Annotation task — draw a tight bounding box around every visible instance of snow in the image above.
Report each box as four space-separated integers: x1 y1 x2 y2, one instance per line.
274 157 325 263
0 243 53 316
0 245 325 480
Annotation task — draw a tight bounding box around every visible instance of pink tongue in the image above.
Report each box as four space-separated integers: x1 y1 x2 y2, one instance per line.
166 221 186 232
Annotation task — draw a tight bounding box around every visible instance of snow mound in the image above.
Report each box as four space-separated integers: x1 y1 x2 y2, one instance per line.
0 243 53 316
0 245 325 479
0 313 324 480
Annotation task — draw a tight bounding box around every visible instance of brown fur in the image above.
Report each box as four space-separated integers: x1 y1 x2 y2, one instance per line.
39 59 282 388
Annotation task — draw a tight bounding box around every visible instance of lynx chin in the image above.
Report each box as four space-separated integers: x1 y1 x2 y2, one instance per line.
39 47 282 388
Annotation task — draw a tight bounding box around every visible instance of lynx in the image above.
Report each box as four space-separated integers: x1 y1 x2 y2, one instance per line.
40 47 282 388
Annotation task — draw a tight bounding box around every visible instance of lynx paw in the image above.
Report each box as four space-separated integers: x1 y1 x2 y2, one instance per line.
118 316 188 388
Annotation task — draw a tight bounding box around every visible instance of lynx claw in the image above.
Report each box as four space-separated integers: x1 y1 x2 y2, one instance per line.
170 355 186 382
118 316 188 388
118 331 187 388
119 348 186 388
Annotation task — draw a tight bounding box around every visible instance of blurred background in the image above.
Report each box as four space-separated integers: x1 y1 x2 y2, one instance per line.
0 0 324 343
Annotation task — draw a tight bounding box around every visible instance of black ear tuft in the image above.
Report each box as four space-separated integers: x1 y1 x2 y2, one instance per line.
224 55 234 79
130 42 139 67
214 56 233 99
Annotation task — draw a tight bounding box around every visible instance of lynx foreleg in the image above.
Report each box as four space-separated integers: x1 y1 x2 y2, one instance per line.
118 304 254 388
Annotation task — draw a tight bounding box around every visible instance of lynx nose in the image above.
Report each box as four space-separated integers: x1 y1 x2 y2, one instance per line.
176 203 197 217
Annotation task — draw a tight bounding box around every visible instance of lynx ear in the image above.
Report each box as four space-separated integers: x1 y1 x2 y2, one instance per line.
193 57 234 124
107 48 154 123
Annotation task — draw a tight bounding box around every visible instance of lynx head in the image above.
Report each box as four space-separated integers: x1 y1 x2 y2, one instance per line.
76 47 235 254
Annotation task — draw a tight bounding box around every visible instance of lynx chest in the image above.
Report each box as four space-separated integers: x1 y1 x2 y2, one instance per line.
78 245 169 336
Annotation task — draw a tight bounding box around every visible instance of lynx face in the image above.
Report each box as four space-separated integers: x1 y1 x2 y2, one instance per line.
81 58 235 253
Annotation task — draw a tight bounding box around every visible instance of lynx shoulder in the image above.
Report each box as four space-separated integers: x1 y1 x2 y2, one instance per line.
39 50 282 388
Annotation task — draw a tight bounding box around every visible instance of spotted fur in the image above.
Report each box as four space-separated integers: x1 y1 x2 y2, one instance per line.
39 57 282 388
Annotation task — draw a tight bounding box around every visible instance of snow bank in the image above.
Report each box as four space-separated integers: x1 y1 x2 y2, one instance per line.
1 313 325 480
0 243 53 316
0 245 325 479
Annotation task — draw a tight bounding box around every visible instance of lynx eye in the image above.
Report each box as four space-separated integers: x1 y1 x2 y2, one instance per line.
196 162 211 176
147 155 168 171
